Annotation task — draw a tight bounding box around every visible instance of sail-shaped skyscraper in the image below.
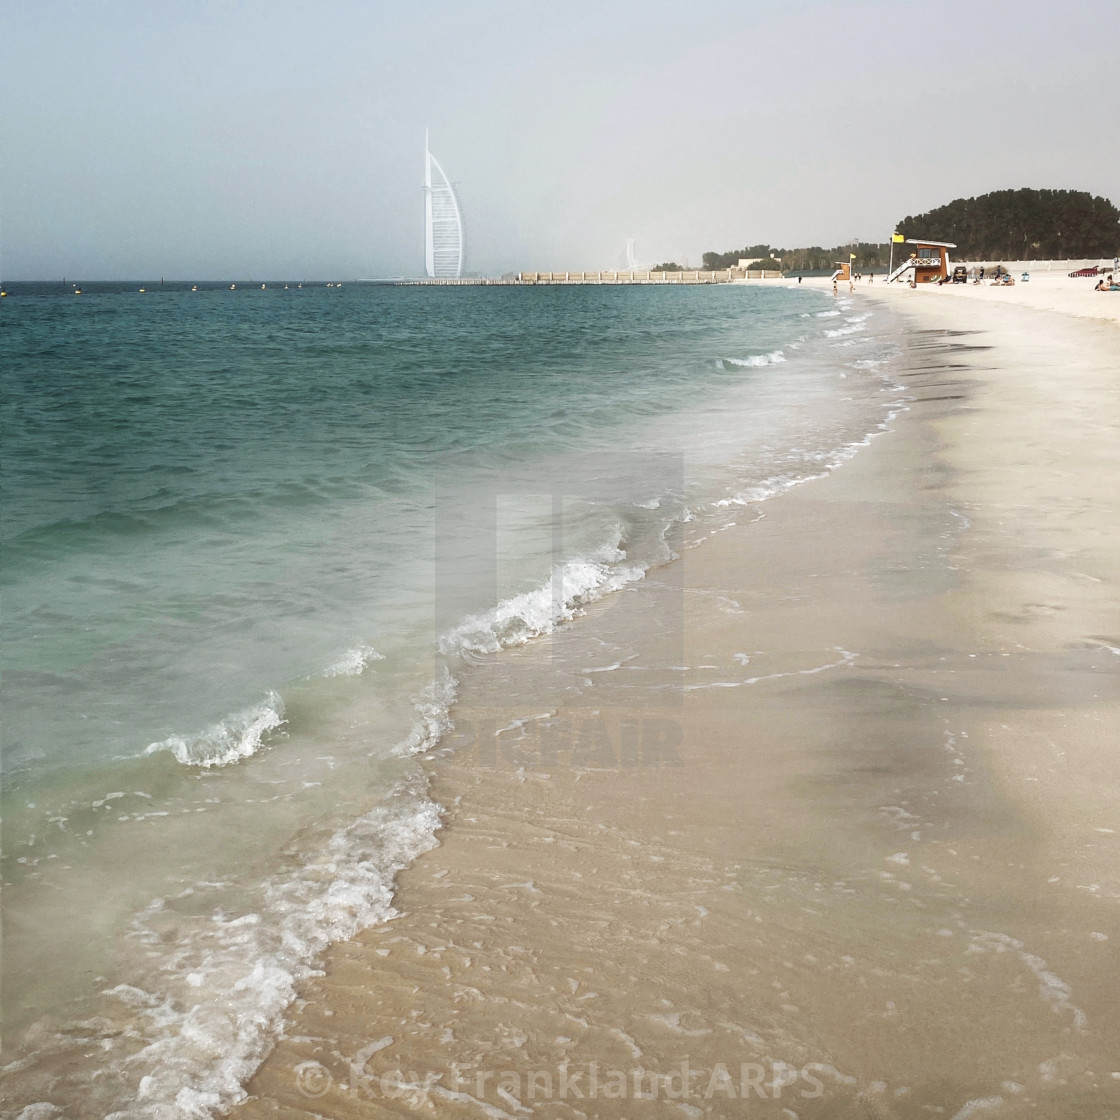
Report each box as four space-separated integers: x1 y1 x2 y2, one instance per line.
424 131 464 279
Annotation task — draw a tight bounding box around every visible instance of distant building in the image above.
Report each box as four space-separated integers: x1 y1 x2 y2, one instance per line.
424 132 464 278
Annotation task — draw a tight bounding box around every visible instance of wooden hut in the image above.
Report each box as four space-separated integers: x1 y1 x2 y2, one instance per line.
888 239 956 284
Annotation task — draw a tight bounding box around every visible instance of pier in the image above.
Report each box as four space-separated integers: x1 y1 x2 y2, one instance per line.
377 267 782 287
517 267 781 285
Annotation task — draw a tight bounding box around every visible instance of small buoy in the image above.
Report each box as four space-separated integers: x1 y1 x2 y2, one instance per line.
1 290 7 297
139 288 146 293
261 284 266 290
74 288 82 295
230 284 236 290
191 285 198 292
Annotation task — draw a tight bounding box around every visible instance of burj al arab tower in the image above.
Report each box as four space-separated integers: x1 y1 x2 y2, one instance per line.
424 131 464 278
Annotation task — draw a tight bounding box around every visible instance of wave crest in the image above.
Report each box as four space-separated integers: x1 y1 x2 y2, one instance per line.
441 545 645 658
321 642 384 678
144 693 286 768
719 350 786 369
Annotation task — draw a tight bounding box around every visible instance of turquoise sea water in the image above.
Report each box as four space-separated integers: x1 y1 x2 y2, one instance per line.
0 280 903 1116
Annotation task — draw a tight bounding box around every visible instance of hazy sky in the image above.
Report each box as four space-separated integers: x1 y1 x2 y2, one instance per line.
2 0 1116 279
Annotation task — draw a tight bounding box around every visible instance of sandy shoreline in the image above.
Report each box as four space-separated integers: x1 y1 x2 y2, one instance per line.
230 279 1120 1119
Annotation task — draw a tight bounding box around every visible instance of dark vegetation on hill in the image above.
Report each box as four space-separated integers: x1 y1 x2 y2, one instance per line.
896 189 1119 260
702 189 1119 272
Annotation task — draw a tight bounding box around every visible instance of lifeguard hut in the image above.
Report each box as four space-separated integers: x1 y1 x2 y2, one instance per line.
830 261 852 282
886 239 956 284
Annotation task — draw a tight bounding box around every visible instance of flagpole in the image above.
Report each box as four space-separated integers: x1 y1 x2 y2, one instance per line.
888 234 895 281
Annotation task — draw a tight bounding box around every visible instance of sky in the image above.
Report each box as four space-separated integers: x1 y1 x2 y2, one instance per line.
2 0 1117 279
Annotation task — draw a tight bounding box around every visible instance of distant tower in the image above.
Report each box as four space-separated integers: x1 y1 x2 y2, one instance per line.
424 130 464 278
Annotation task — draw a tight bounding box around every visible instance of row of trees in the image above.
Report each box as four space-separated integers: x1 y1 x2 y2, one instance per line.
701 243 895 273
702 189 1119 273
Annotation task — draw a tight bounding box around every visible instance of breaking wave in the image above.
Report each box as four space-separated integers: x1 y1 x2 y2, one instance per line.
719 349 787 369
144 692 287 768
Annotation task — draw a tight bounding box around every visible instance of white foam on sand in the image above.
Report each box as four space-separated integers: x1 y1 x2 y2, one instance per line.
83 787 442 1119
968 930 1088 1030
948 1098 1004 1120
682 648 858 691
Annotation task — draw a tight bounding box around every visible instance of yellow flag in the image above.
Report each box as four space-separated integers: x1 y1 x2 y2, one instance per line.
850 253 857 260
892 233 905 243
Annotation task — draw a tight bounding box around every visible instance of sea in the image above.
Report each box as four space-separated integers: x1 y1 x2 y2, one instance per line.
0 279 904 1116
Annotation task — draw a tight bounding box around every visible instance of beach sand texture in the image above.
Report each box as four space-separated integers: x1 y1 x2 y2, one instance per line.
230 281 1115 1118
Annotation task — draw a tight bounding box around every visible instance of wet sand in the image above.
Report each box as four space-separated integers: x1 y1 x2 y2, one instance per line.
232 285 1120 1118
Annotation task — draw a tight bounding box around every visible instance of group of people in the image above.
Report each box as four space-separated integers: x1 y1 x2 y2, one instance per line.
975 265 1014 284
819 263 1116 293
828 271 874 295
